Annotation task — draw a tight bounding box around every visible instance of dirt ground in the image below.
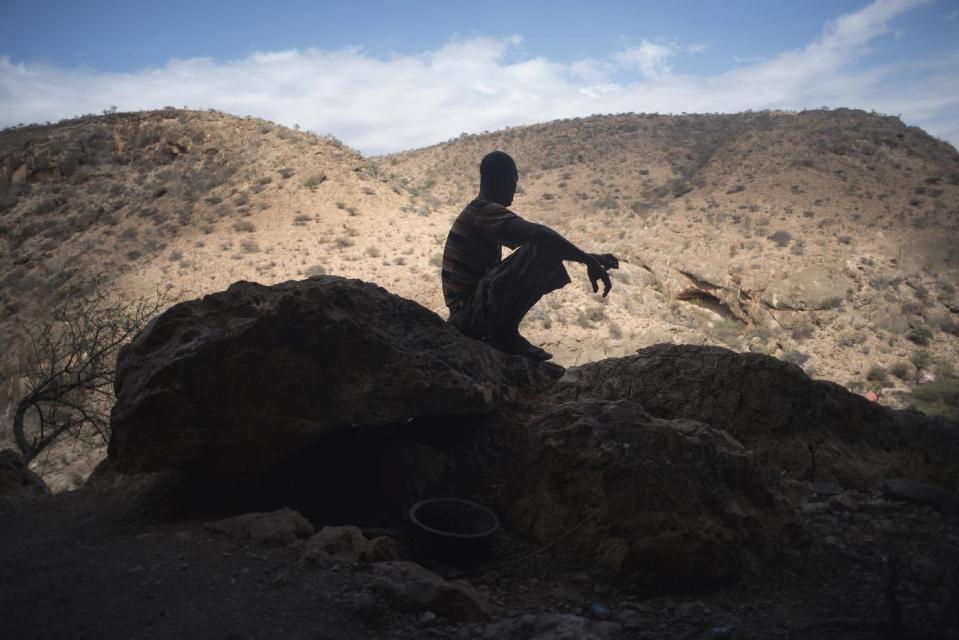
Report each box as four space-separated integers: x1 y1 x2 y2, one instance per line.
2 477 957 640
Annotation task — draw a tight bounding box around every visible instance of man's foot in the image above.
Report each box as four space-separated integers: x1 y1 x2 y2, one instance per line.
489 332 553 361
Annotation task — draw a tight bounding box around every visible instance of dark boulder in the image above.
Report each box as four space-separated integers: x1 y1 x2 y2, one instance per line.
445 400 798 592
548 344 959 487
108 277 562 473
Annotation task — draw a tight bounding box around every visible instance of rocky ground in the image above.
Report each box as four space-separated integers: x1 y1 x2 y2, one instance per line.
2 277 957 639
1 473 957 639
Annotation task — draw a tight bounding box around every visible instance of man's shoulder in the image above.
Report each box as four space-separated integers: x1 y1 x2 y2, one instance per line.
459 199 521 221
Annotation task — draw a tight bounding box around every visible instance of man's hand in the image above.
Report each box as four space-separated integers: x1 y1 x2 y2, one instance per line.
587 256 613 297
592 253 619 271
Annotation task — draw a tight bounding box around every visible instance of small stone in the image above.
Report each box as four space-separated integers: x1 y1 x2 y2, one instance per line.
620 609 643 630
809 481 842 496
549 584 585 602
420 611 437 624
675 601 706 621
204 507 314 547
828 494 858 512
371 561 487 621
823 535 842 548
910 557 944 586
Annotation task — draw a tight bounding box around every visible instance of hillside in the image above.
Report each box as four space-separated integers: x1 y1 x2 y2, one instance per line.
1 108 958 486
381 109 959 390
0 109 449 485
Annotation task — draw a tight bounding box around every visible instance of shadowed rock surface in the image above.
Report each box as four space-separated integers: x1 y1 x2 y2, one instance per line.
108 276 562 473
501 399 798 592
548 344 959 487
3 277 959 637
0 448 48 500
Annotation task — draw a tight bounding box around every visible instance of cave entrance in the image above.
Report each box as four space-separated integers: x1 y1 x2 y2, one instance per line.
145 414 487 529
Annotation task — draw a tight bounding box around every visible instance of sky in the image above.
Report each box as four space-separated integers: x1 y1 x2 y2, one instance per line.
1 0 957 154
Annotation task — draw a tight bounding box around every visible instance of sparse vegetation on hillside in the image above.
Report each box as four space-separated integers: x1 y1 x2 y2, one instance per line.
7 282 172 463
1 106 958 432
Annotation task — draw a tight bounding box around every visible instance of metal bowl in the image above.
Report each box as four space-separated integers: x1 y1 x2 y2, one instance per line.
408 497 500 567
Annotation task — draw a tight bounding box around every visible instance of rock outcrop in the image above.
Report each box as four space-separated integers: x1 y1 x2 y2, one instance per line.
109 276 562 473
548 344 959 487
503 399 797 591
103 278 958 596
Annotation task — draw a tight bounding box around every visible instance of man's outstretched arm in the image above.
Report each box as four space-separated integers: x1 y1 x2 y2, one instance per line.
500 218 619 296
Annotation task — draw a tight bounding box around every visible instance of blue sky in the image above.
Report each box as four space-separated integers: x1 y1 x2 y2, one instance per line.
2 0 957 153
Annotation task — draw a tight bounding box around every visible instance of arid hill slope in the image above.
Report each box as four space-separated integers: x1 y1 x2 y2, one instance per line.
381 109 959 395
1 108 958 487
0 109 446 483
0 110 444 394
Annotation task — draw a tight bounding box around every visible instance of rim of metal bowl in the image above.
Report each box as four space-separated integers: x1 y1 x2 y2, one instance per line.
409 497 501 540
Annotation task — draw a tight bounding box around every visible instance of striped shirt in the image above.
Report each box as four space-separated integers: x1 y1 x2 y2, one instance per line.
442 198 520 307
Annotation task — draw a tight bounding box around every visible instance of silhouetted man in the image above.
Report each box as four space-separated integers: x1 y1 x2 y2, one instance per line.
441 151 619 361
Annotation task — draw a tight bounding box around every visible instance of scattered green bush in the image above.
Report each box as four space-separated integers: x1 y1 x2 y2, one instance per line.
670 179 692 198
911 349 932 370
911 378 959 420
890 361 912 380
594 195 618 210
791 321 815 340
768 230 791 247
866 365 888 385
906 327 933 346
303 175 326 190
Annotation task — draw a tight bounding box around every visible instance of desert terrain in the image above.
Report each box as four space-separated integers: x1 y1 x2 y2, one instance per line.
1 108 958 639
1 108 957 487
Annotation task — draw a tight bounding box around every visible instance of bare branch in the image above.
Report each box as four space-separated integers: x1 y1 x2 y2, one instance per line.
11 281 177 462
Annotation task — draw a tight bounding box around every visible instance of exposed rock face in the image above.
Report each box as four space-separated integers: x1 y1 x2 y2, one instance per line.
549 344 959 487
762 266 848 311
109 277 562 473
102 280 958 596
499 400 797 592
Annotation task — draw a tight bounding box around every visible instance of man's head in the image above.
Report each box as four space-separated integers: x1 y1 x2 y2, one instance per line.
479 150 518 206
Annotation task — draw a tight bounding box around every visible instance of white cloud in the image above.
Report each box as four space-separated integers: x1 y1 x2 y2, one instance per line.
686 43 708 55
615 39 676 77
0 0 955 154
